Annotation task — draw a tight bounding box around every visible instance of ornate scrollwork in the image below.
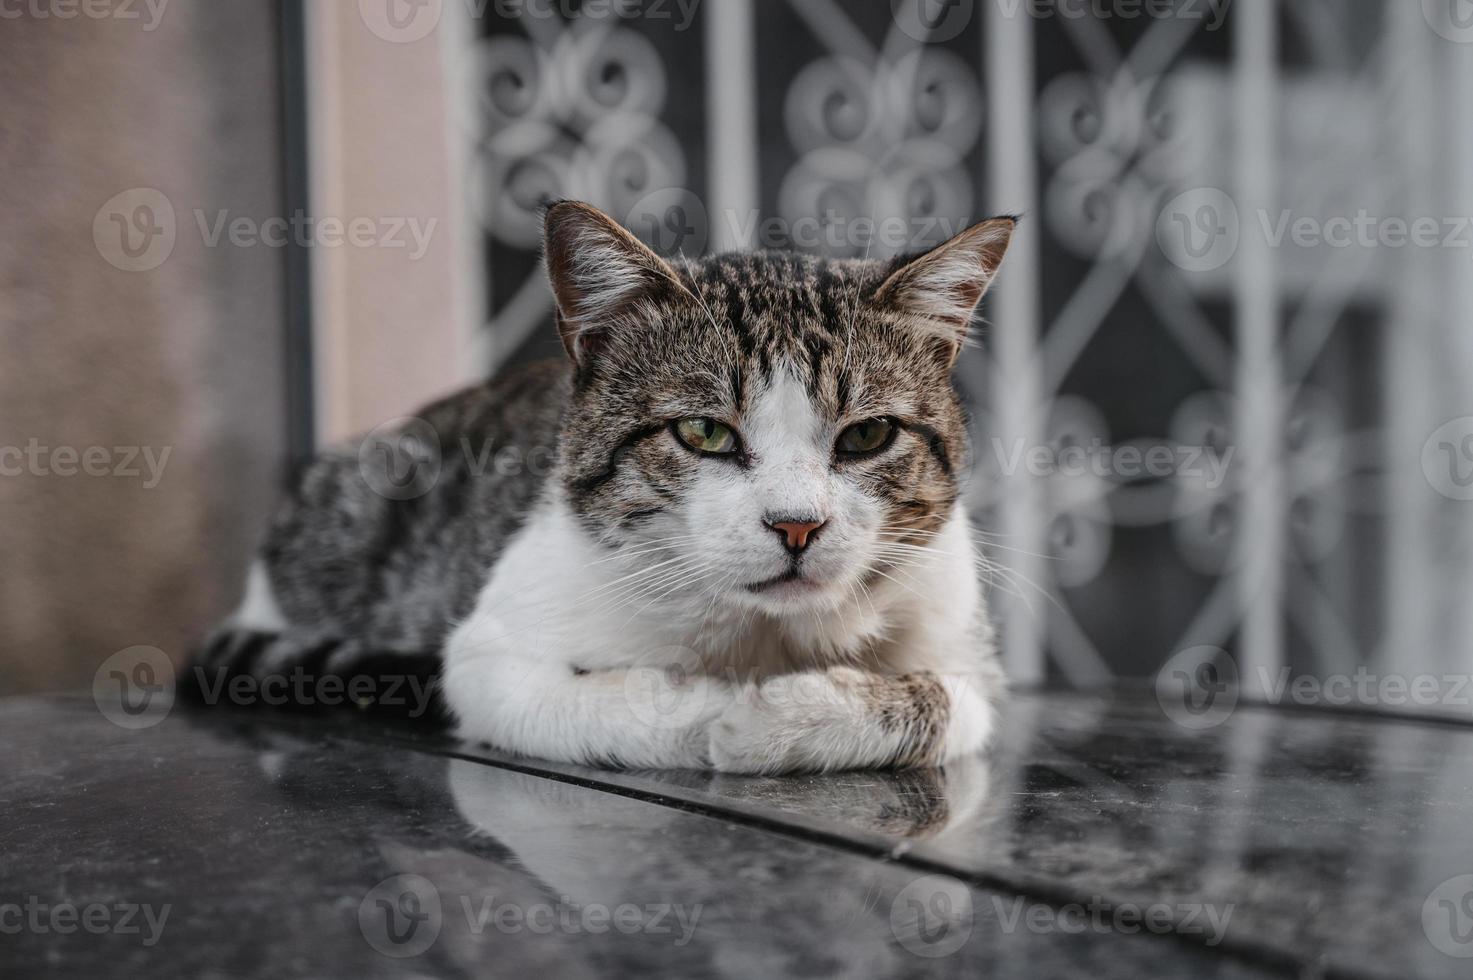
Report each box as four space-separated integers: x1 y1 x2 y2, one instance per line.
471 22 687 250
779 49 981 258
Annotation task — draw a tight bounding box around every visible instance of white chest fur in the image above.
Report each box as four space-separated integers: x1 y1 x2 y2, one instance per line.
439 492 997 773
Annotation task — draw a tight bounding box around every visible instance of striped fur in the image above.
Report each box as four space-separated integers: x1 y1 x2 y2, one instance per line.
192 202 1014 773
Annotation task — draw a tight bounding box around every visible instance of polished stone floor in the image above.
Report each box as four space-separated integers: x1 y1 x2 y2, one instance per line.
3 692 1471 977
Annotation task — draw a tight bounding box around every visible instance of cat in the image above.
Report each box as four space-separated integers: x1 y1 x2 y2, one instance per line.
193 201 1015 774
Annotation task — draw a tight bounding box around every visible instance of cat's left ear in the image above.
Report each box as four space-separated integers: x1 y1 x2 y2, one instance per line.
872 216 1016 363
543 200 688 367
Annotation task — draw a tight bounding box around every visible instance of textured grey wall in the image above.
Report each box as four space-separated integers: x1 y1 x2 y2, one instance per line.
0 2 286 693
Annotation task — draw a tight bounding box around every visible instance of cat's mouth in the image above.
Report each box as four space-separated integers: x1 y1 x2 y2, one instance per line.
744 568 821 594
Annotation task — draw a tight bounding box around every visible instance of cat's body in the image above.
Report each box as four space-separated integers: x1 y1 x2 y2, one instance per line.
198 203 1014 774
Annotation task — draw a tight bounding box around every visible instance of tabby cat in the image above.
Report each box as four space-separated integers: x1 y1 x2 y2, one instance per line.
196 201 1014 774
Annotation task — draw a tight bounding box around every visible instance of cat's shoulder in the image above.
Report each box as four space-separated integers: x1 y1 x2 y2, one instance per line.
419 358 571 430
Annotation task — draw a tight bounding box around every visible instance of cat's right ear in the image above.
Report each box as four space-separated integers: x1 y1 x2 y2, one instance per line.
542 201 687 366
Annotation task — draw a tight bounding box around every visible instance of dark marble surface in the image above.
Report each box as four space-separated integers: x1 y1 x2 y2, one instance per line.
323 690 1473 980
2 693 1469 978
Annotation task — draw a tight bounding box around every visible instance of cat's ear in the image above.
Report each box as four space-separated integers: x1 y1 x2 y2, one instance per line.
871 216 1016 362
542 200 686 366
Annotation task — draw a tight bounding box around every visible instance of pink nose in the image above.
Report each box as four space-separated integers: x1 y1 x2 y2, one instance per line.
767 519 827 554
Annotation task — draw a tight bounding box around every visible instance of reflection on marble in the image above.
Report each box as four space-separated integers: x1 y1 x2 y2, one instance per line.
0 697 1280 978
440 692 1473 980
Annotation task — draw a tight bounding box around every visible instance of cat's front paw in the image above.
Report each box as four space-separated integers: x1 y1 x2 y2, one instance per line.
707 673 858 774
707 695 791 774
620 671 735 770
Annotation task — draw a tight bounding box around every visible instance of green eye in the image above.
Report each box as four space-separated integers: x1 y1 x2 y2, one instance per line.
674 418 738 455
836 418 897 456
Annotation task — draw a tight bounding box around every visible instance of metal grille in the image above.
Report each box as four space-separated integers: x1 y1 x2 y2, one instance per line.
461 0 1473 709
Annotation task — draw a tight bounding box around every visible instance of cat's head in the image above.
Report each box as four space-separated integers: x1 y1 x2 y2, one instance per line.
544 201 1013 616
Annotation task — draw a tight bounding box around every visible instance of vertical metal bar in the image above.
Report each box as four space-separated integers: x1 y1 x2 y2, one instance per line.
985 3 1046 686
705 0 759 253
438 0 491 382
1232 0 1282 697
302 0 348 444
278 0 315 472
1443 36 1473 676
1384 0 1436 683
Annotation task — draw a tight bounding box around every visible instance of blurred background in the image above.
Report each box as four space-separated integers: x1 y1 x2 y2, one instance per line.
5 0 1473 719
